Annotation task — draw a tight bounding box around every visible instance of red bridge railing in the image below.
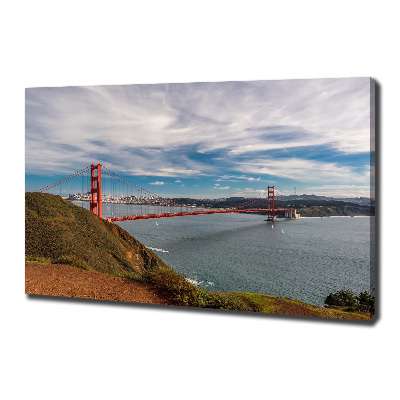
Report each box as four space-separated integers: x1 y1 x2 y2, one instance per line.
106 208 296 223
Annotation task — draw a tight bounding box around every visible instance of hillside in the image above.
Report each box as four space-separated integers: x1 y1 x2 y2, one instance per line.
297 204 373 217
25 192 372 320
25 192 166 275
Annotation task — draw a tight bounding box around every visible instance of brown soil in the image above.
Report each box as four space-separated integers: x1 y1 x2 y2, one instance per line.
271 297 370 320
273 298 326 317
25 262 371 320
26 262 170 305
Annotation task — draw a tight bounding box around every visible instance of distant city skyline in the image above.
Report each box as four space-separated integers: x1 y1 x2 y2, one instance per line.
25 78 374 199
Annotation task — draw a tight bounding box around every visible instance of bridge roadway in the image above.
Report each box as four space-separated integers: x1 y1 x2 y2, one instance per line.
105 208 294 222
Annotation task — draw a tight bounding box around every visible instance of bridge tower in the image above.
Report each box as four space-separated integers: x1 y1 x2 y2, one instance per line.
267 186 275 222
90 163 102 218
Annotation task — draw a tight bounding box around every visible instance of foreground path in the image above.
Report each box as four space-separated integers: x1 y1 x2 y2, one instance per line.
26 262 371 320
26 262 170 305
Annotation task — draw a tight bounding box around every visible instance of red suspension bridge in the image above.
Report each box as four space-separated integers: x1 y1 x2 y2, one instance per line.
35 164 299 222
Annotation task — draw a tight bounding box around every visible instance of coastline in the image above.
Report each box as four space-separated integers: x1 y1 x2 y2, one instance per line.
25 192 373 320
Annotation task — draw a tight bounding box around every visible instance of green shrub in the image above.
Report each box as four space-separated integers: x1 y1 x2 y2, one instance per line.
141 265 258 312
357 291 375 313
325 289 357 308
325 289 375 314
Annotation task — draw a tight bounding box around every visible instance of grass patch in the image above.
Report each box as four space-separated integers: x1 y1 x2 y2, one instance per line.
52 255 94 272
25 255 52 264
25 253 94 272
239 293 276 313
116 271 143 281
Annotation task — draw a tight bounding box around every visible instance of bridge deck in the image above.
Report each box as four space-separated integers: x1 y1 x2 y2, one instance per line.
106 208 294 222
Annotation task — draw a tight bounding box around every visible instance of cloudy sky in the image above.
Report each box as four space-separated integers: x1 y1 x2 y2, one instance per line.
25 78 374 198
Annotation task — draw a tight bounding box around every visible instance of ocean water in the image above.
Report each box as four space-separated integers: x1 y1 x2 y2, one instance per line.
74 202 374 306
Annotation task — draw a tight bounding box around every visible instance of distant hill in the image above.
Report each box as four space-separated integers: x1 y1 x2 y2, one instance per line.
171 196 374 216
289 201 374 217
243 198 373 216
278 195 374 207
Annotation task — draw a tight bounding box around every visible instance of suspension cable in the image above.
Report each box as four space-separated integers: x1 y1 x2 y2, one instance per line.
234 190 268 210
36 166 91 193
101 165 185 209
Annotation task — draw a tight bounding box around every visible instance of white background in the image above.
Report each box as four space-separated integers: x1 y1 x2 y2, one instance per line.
1 1 399 399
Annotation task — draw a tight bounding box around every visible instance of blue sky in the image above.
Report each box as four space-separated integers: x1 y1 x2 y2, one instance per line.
25 78 373 198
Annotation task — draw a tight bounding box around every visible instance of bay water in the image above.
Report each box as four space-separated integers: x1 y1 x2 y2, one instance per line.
74 202 374 306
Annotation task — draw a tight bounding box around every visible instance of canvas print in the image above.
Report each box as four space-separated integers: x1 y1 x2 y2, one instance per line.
25 78 376 320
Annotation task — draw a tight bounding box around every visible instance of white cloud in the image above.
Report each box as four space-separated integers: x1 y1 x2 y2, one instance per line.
307 185 370 190
234 158 370 184
149 181 164 185
25 78 372 176
216 174 262 182
304 184 371 198
233 188 268 196
175 180 182 183
213 183 229 190
159 167 202 176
